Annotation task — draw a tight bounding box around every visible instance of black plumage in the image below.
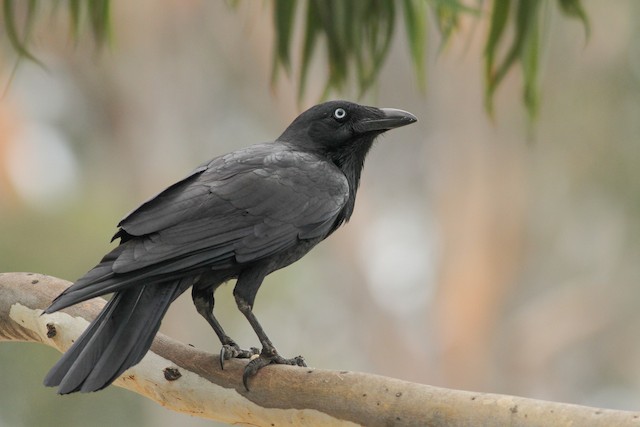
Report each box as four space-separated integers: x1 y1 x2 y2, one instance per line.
43 100 417 393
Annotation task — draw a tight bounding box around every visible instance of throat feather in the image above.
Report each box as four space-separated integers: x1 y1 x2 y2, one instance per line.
332 140 374 224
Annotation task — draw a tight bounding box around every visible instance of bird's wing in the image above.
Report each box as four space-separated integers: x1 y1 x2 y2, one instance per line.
110 144 349 274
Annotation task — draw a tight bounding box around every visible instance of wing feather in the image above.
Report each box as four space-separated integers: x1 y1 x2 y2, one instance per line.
110 143 348 274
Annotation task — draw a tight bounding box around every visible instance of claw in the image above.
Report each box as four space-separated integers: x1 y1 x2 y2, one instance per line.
219 347 227 370
243 356 272 391
219 344 237 370
242 352 307 391
220 344 261 370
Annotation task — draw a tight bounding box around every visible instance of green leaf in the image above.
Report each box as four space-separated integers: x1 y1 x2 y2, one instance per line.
403 0 428 92
521 1 541 118
485 0 542 117
434 3 457 47
298 0 321 102
557 0 590 37
88 0 111 48
432 0 482 55
359 0 395 95
273 0 297 71
271 0 297 86
68 0 81 39
484 0 512 115
431 0 482 15
3 0 42 63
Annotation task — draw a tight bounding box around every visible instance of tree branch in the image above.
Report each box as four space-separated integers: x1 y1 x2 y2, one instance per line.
1 272 638 426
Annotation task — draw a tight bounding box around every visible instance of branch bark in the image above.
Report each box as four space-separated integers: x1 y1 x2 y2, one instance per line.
1 272 638 426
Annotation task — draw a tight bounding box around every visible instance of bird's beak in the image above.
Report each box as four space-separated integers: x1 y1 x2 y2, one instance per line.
355 108 417 133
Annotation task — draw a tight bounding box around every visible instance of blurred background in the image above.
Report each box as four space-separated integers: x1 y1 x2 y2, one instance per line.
1 1 640 426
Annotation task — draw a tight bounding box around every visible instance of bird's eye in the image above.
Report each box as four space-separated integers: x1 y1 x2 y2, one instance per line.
333 108 347 120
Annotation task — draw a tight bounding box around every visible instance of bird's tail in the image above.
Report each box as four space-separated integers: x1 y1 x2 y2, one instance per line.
43 279 185 394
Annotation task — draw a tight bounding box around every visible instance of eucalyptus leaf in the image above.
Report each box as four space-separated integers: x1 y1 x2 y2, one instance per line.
0 0 592 119
557 0 589 37
3 0 41 63
403 0 428 91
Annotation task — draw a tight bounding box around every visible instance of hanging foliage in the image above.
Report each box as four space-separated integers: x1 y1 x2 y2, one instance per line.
1 0 589 118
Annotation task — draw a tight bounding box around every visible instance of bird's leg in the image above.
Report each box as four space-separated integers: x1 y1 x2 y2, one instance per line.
233 292 306 390
191 287 258 369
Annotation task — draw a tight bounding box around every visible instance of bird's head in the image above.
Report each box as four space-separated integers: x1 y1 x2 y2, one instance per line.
277 101 417 160
277 101 417 224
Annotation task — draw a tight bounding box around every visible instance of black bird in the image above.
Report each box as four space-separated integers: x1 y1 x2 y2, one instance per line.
43 100 417 394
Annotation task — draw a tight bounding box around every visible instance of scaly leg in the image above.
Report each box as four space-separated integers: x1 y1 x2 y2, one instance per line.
191 286 258 369
233 287 306 390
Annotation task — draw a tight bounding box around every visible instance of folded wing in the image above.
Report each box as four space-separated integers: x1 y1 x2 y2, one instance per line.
115 143 348 271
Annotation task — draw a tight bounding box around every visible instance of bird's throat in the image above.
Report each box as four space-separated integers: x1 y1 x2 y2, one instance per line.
332 139 374 224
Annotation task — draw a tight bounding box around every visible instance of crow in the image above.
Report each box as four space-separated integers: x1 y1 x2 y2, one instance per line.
43 100 417 393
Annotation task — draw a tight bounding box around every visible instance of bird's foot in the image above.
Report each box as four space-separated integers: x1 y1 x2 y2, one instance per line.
219 343 259 370
242 347 306 390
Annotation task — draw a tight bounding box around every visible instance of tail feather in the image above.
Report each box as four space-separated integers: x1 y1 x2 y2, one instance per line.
43 293 122 389
44 279 188 394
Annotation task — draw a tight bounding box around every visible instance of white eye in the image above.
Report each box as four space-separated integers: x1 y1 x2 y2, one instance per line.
333 108 347 120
